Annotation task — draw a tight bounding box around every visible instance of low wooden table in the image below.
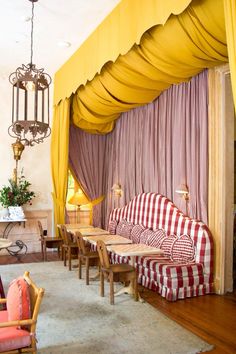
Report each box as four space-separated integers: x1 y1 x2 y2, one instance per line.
83 234 132 246
68 227 109 236
58 223 91 230
107 244 164 301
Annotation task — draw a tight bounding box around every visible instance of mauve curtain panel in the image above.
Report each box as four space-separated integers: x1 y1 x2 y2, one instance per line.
69 70 208 227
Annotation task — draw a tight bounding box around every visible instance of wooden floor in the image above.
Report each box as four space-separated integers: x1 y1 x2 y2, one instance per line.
0 252 235 354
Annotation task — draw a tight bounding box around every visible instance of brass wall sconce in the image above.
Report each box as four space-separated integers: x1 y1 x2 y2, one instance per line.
111 183 123 197
175 184 189 201
176 184 189 215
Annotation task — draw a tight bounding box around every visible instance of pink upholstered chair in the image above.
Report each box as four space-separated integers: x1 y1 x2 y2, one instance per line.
0 271 44 353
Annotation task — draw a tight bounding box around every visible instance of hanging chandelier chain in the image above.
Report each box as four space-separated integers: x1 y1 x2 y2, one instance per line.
30 1 35 65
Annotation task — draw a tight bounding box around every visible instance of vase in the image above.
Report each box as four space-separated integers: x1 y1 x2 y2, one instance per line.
8 206 25 220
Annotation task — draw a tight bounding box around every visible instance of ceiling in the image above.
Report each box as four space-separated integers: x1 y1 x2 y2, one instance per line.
0 0 120 80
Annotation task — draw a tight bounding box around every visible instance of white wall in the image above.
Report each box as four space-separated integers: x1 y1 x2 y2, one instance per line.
0 76 53 212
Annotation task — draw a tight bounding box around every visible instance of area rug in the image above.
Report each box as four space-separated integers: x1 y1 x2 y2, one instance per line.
0 261 213 354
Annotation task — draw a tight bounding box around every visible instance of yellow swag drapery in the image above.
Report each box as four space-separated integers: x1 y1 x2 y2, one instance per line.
72 0 228 134
53 0 192 105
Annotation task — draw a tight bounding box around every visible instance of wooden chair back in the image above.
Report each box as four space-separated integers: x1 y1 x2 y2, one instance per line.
75 231 86 254
97 240 110 270
24 271 44 335
60 225 72 245
0 271 45 353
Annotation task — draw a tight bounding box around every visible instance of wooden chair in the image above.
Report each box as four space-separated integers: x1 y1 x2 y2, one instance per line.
38 220 63 261
74 231 100 285
60 225 78 271
96 240 138 305
0 271 44 353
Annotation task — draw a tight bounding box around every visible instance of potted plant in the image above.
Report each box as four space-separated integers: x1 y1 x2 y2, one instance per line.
0 174 35 220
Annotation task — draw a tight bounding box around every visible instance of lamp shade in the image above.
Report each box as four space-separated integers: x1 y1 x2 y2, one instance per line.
111 183 122 197
68 190 90 206
175 184 189 194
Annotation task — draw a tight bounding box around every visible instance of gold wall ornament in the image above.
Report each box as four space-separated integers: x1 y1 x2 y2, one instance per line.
12 139 25 185
8 0 51 146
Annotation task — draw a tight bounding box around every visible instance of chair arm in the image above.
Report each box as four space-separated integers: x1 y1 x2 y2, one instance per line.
0 298 7 304
0 319 36 328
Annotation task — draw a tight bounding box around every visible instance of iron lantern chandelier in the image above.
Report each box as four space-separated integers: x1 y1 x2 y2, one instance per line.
8 0 51 146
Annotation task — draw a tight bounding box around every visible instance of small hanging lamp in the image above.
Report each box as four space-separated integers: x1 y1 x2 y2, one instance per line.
8 0 51 146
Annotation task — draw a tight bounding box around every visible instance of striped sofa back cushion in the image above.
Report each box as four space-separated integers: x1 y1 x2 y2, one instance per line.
109 193 213 276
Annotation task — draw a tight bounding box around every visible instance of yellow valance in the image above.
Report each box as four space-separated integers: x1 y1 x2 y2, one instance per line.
53 0 192 105
71 0 228 134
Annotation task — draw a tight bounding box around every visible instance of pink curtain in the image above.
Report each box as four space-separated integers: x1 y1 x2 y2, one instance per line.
69 70 208 227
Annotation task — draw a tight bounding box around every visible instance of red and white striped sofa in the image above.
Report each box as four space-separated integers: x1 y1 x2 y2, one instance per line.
108 193 214 301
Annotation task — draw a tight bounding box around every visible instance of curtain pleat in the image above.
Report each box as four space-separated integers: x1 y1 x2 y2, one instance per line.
72 0 227 134
69 130 107 227
224 0 236 110
69 70 208 226
51 98 70 234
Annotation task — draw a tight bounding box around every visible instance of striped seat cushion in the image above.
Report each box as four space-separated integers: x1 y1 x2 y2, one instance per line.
171 234 195 262
138 255 203 278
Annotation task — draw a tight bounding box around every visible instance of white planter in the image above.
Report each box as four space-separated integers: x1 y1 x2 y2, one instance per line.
0 208 9 219
8 206 25 220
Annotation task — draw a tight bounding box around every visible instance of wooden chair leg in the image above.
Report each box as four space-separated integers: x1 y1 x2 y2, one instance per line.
41 242 44 260
86 257 89 285
63 248 67 266
109 272 114 305
78 256 82 279
133 272 138 301
43 243 47 262
100 271 104 297
68 248 72 271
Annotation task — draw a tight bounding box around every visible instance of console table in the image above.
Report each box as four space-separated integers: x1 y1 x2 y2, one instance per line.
0 219 27 256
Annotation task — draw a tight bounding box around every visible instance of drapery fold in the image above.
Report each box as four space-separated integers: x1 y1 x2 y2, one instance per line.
223 0 236 110
72 0 227 134
54 0 192 105
51 98 70 233
69 131 107 227
69 70 208 226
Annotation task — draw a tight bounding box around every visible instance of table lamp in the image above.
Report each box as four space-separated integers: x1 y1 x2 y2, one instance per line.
68 189 90 222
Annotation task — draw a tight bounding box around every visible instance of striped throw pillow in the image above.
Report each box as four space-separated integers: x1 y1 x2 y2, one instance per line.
108 220 118 235
160 235 177 257
116 219 134 239
147 229 166 248
131 224 146 244
171 234 195 262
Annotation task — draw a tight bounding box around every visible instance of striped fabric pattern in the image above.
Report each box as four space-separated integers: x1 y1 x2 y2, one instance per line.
108 192 214 301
